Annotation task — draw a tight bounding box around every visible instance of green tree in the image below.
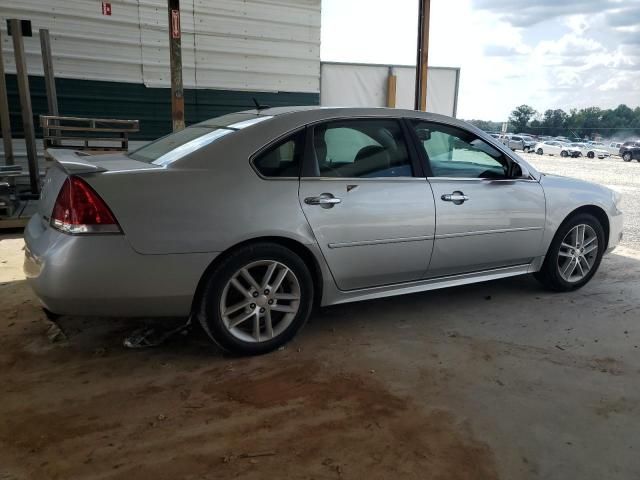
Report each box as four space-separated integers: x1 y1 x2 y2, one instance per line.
509 105 537 133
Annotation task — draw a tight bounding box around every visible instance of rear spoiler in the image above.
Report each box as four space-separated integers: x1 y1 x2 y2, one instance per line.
45 149 108 174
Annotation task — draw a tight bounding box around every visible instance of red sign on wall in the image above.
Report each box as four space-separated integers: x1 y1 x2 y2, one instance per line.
171 10 180 39
101 1 112 15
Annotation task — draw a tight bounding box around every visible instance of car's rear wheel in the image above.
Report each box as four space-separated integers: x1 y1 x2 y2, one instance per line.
623 152 632 162
587 151 595 159
198 243 314 355
534 213 605 292
561 150 568 157
524 146 530 153
537 148 543 155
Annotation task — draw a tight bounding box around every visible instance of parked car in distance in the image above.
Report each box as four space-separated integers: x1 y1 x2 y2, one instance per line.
506 135 537 153
606 142 623 156
570 143 610 159
535 141 581 157
24 107 624 355
620 142 640 162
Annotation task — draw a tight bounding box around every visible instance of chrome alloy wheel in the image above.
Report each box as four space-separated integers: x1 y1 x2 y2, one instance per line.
220 260 301 343
557 224 599 283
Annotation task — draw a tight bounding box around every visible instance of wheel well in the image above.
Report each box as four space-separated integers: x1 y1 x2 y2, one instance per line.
190 236 324 315
563 205 610 249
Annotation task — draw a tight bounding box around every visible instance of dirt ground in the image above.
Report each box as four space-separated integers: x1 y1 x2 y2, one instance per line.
1 154 640 480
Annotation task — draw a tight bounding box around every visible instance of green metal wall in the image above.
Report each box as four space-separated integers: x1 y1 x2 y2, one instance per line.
4 75 320 140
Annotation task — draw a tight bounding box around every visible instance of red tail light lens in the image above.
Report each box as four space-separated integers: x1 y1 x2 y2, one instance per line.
51 176 121 234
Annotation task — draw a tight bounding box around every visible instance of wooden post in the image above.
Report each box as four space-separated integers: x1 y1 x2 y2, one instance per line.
10 19 40 194
0 29 14 166
168 0 185 131
386 67 397 108
40 29 59 116
414 0 431 111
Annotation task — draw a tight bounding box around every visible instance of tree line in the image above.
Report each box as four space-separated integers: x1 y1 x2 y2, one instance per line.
467 104 640 140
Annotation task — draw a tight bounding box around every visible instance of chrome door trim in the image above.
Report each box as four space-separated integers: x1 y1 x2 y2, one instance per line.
328 235 434 249
434 226 543 240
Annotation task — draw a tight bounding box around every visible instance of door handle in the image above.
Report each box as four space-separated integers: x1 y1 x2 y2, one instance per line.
441 191 469 205
304 193 341 209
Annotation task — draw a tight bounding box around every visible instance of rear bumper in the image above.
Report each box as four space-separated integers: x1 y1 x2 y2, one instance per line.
24 215 218 317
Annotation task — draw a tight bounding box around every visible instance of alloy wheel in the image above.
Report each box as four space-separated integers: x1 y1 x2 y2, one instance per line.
220 260 301 343
557 224 599 283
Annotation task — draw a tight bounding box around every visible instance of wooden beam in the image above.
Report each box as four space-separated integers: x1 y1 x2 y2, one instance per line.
168 0 185 131
386 67 397 108
0 29 13 166
10 19 40 194
414 0 431 111
40 29 59 116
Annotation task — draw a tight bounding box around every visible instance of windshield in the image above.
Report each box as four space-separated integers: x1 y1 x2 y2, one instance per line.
129 114 273 165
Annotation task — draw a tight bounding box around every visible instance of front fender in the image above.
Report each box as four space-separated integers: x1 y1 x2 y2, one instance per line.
540 174 622 253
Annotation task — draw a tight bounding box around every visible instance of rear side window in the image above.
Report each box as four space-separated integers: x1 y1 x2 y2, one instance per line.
308 119 413 178
252 130 305 178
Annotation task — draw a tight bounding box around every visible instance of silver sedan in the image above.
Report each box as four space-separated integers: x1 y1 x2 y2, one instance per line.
24 107 624 355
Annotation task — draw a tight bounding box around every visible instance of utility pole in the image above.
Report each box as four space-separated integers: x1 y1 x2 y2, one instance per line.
10 19 40 194
0 29 14 166
414 0 431 111
40 29 59 117
168 0 185 131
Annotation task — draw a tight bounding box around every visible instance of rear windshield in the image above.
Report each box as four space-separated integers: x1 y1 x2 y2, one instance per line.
129 113 272 165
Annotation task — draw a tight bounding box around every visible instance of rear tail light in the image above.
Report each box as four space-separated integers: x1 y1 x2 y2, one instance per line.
51 176 121 234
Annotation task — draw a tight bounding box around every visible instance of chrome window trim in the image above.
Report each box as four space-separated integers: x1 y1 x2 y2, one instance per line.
427 176 538 183
300 176 426 182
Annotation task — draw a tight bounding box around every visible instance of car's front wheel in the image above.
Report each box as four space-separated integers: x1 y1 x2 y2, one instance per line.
561 150 569 158
534 213 605 292
537 148 543 155
524 146 530 153
587 151 595 159
198 243 314 355
623 152 632 162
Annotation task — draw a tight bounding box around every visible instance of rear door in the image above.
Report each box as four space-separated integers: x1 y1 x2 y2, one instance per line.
298 118 436 290
407 120 546 278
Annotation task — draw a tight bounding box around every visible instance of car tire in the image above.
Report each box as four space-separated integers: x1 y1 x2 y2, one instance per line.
587 151 595 159
561 150 568 158
524 146 530 153
623 152 632 162
536 148 543 155
198 243 314 355
534 213 606 292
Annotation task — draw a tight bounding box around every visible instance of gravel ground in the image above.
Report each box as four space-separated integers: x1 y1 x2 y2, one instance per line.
520 152 639 247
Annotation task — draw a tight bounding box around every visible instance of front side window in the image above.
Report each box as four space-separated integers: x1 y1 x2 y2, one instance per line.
252 131 304 178
411 121 509 179
308 119 413 178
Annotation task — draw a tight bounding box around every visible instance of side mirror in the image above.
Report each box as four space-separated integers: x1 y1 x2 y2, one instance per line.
416 128 431 141
511 162 530 179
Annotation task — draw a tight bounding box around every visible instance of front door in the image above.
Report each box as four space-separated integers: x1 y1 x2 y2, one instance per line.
408 120 546 278
299 118 436 290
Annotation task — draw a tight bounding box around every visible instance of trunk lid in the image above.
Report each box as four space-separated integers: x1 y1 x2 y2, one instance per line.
38 149 160 220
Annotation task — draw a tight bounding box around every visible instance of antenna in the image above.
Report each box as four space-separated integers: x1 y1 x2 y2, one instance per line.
252 97 271 111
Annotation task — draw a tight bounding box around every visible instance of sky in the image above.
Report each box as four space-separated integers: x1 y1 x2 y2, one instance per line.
321 0 640 120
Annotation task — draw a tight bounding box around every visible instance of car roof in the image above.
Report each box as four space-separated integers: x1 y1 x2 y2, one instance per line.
234 105 470 129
